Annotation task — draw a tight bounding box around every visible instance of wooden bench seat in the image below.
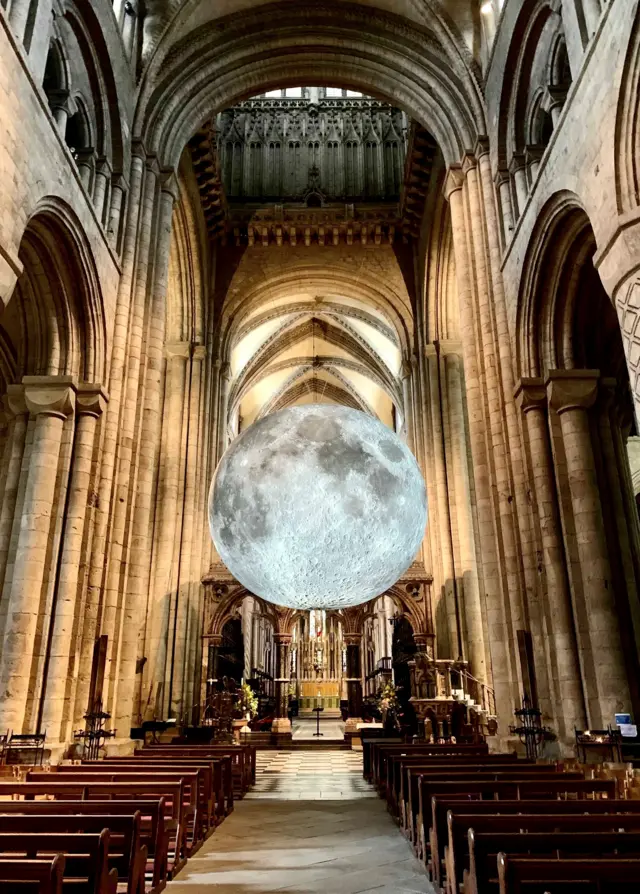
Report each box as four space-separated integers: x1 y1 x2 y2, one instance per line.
412 770 586 862
138 745 255 794
0 829 118 894
387 753 523 818
27 769 202 859
465 829 640 894
399 762 549 832
106 756 233 820
0 855 65 894
417 777 616 873
446 810 640 894
496 852 640 893
0 780 189 879
53 763 216 839
369 743 490 791
429 796 640 894
0 799 168 893
0 812 154 894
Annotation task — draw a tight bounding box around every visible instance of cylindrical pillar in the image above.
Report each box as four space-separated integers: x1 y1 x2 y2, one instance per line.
39 386 106 743
547 369 631 725
0 388 28 607
272 633 292 736
0 376 75 732
515 378 586 742
444 348 487 682
344 633 363 730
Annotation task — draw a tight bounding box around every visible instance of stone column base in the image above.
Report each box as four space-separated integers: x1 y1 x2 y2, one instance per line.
271 717 293 747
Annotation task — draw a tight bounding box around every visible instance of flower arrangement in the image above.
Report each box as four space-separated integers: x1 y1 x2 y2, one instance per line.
377 681 399 713
238 682 258 718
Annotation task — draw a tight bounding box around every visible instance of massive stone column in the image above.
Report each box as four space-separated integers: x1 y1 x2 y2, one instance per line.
115 171 178 732
272 632 292 739
344 632 363 733
0 387 28 610
445 169 513 726
39 386 107 744
547 369 631 725
0 376 75 732
515 378 586 743
443 344 487 683
146 340 190 718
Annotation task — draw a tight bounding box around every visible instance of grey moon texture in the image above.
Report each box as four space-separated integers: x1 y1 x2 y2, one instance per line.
208 405 428 610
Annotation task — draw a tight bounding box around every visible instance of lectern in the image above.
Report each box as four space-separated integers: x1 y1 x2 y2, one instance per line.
313 705 324 737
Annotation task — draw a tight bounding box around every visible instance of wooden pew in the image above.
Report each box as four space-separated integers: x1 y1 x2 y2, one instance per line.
106 755 233 820
397 760 542 832
0 799 168 892
387 752 522 819
497 852 640 893
430 797 640 894
362 737 402 780
138 744 255 793
466 828 640 894
27 769 203 859
412 770 586 863
418 777 616 877
447 810 640 894
0 829 118 894
370 743 490 793
0 780 189 878
0 854 65 894
56 762 217 838
0 812 149 894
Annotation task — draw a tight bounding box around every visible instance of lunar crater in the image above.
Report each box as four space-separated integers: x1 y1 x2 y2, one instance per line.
209 405 427 610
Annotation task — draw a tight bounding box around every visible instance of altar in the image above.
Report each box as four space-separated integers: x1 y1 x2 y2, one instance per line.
298 680 342 713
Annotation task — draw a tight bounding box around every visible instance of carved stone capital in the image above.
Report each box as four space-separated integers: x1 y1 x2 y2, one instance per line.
192 345 207 362
343 633 363 646
443 165 464 200
159 170 180 203
165 341 191 361
76 384 108 418
274 633 293 646
546 370 599 415
22 376 76 419
514 377 546 413
205 634 223 647
5 384 27 417
461 153 477 176
509 153 526 175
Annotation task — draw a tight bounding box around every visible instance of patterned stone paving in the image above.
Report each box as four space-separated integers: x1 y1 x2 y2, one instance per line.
167 749 434 893
247 749 374 800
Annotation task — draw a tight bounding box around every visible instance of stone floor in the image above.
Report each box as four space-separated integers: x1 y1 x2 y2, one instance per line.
167 749 434 893
292 717 346 740
247 749 374 800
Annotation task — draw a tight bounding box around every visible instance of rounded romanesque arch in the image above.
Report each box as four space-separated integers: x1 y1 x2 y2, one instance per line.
135 3 486 170
515 190 640 735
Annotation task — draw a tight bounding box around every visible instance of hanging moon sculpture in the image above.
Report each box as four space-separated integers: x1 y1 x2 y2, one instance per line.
208 404 427 610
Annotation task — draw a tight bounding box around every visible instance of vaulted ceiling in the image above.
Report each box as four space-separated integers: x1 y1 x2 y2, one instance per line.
228 289 405 436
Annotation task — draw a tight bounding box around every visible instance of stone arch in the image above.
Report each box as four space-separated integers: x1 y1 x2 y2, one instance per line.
220 268 413 364
135 3 486 169
515 189 640 728
494 1 571 222
615 4 640 214
5 198 106 388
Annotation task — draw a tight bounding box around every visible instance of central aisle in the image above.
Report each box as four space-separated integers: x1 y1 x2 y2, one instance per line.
168 749 434 894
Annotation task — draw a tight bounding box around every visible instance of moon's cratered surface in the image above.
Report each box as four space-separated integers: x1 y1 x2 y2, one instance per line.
208 405 427 610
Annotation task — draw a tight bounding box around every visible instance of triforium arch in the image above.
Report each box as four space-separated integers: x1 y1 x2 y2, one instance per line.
515 192 640 744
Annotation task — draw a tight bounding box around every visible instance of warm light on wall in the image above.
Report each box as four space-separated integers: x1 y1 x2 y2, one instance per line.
480 1 493 14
